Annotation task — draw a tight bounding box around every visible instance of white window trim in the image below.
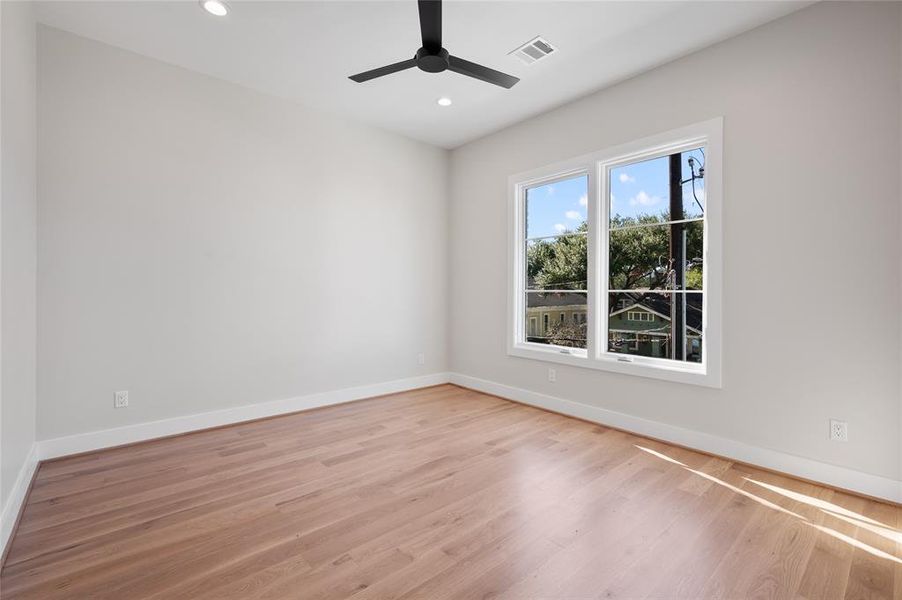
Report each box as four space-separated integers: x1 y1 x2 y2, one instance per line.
507 118 723 388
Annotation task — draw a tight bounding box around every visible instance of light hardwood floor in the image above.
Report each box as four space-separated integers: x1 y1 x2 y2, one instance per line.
1 384 900 599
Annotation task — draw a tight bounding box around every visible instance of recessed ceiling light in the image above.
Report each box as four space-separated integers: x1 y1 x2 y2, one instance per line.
437 97 452 107
201 0 229 17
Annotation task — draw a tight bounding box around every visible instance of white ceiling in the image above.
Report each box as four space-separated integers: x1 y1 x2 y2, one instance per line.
35 1 810 148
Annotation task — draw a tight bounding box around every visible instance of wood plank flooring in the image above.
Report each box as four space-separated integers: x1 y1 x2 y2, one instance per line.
1 384 900 599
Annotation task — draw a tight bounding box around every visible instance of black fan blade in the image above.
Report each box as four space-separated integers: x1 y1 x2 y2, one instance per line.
349 58 417 83
448 55 519 89
418 0 441 51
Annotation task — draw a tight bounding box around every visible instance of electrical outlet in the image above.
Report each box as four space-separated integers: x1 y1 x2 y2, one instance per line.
548 368 556 383
829 419 848 442
114 390 129 409
417 353 425 366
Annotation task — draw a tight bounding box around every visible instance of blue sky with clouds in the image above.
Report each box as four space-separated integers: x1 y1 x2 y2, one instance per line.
526 176 588 238
526 148 705 238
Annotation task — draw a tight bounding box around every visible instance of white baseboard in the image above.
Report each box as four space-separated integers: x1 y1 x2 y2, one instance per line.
1 443 39 558
450 373 902 504
27 370 901 505
37 372 451 461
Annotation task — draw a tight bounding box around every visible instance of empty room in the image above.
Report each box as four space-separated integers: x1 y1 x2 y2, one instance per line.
1 0 901 598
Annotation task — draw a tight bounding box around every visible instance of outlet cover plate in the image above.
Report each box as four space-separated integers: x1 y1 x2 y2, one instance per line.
829 419 848 442
114 390 129 408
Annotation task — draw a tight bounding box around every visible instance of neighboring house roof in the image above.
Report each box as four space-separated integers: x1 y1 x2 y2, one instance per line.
526 291 702 333
611 292 702 333
609 303 671 322
526 292 586 308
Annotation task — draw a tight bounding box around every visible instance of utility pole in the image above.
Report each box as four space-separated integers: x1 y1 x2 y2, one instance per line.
669 153 685 361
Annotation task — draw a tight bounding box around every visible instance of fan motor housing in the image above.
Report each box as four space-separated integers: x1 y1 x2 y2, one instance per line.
416 47 449 73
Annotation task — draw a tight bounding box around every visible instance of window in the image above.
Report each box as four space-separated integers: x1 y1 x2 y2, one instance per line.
508 119 722 387
522 174 588 350
626 311 654 322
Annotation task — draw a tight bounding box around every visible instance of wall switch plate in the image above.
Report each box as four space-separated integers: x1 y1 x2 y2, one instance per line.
114 390 129 408
829 419 848 442
548 368 556 383
417 353 425 365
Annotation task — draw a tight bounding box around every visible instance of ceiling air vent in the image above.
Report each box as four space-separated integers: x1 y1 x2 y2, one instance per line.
509 36 556 65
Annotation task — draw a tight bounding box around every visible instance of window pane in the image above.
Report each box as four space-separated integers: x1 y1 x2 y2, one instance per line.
685 293 703 363
609 147 706 227
681 148 706 220
607 292 702 362
684 221 704 291
609 221 703 291
608 225 670 290
526 292 587 349
526 175 588 239
527 237 587 290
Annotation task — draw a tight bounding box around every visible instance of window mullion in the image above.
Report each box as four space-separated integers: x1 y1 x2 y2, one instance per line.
585 166 597 360
593 161 608 363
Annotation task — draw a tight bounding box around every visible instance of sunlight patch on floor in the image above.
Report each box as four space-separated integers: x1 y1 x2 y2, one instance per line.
807 523 902 564
745 478 894 530
634 445 686 467
820 510 902 545
634 444 902 564
635 445 804 518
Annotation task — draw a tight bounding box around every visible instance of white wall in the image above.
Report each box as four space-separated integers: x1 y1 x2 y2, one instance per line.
1 0 38 519
36 27 448 441
450 2 902 483
898 4 902 485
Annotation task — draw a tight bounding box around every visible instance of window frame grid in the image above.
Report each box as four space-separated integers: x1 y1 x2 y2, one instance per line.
508 118 722 387
597 139 708 375
511 167 595 359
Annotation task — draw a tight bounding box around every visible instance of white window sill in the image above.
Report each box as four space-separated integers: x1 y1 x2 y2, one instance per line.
508 343 721 388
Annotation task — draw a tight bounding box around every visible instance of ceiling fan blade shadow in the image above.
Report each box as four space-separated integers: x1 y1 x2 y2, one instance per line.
418 0 442 51
448 55 519 89
349 58 417 83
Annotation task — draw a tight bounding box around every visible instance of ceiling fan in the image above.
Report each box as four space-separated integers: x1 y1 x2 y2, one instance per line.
349 0 520 89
